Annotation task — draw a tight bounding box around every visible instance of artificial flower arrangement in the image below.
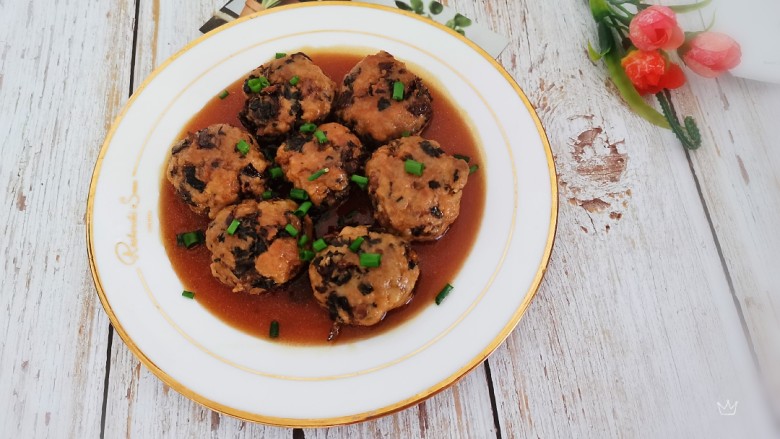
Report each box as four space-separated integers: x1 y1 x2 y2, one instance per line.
588 0 741 149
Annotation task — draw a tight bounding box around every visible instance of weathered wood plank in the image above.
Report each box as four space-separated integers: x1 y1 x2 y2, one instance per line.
0 0 136 436
450 0 778 436
103 1 497 437
674 8 780 418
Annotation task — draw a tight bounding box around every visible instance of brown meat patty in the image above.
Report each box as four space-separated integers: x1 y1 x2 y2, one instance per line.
206 200 312 294
239 52 336 140
365 136 469 241
167 124 269 218
275 122 364 208
334 51 433 146
309 226 419 326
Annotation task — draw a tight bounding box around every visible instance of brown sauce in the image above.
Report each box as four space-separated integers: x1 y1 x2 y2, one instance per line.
160 51 486 344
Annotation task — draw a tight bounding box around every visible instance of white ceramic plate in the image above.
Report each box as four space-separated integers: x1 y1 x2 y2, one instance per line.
88 2 556 426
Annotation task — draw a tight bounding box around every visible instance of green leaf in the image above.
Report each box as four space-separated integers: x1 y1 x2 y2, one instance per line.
589 0 612 21
453 13 472 27
604 49 670 129
410 0 424 14
588 41 609 62
429 1 443 14
668 0 712 13
395 1 413 11
445 19 455 29
456 29 466 36
261 0 282 7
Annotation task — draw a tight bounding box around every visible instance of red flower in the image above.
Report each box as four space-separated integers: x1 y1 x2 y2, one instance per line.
681 32 742 78
629 5 685 51
622 50 686 96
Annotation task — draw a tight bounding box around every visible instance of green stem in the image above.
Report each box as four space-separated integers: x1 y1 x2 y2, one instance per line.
656 91 702 149
668 0 712 13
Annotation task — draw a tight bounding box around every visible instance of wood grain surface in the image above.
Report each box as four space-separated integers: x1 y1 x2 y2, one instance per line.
1 0 778 437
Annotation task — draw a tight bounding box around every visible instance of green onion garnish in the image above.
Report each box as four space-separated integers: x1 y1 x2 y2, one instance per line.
350 175 368 189
262 190 274 200
284 224 299 237
299 122 317 133
404 159 424 176
289 188 308 201
312 238 327 252
469 164 479 174
182 290 195 299
226 219 240 235
235 139 250 156
349 236 365 253
308 168 329 181
269 320 280 338
269 167 283 179
392 81 405 101
401 130 411 137
435 283 454 305
218 90 229 99
275 52 286 59
295 201 312 217
176 231 204 249
359 252 382 268
298 234 309 247
289 75 300 86
247 76 270 93
313 130 328 144
299 249 315 262
454 154 470 163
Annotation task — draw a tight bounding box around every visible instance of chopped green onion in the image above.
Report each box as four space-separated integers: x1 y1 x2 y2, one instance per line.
289 75 300 86
289 188 308 201
226 219 240 235
299 122 317 133
308 168 329 181
435 283 454 305
359 252 382 268
313 129 328 144
284 224 299 237
275 52 286 59
182 290 195 299
247 76 270 93
312 238 327 252
469 164 479 174
350 175 368 189
299 249 315 262
235 139 250 156
218 90 229 99
401 130 411 137
269 320 280 338
262 190 274 200
454 154 470 163
392 81 405 101
269 167 283 179
295 201 312 217
404 159 424 176
176 231 204 249
349 236 365 253
298 234 309 247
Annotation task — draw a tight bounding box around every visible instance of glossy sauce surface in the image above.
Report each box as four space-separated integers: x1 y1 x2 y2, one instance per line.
160 52 486 344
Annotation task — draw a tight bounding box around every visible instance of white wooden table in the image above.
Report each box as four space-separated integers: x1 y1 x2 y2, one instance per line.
2 0 779 437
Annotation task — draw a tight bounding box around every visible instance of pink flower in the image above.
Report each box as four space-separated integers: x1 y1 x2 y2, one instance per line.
622 50 686 96
629 5 685 51
681 32 742 78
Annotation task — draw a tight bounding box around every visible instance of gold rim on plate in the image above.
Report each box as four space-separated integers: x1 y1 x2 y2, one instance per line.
86 1 558 427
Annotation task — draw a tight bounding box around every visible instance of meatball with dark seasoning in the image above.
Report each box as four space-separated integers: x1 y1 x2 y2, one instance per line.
365 136 469 241
334 51 433 146
206 200 313 294
275 123 364 208
309 226 419 326
239 53 336 140
167 124 270 218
